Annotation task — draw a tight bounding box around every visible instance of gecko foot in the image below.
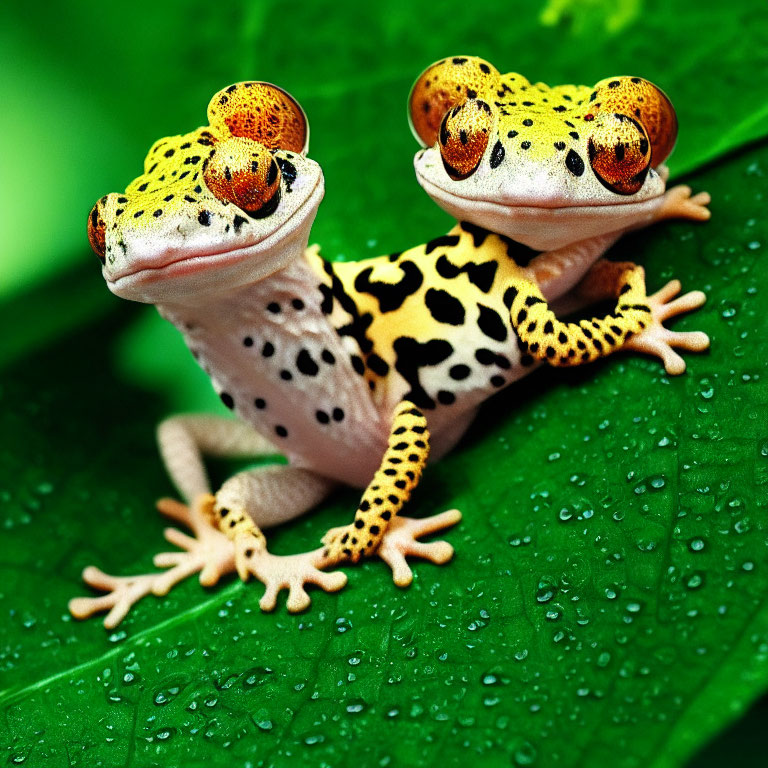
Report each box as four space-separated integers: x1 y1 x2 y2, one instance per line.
658 184 711 222
322 510 462 587
235 539 348 613
624 279 710 375
69 494 236 628
378 510 462 586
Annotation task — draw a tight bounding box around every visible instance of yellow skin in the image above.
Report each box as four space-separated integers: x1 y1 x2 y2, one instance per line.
73 66 710 626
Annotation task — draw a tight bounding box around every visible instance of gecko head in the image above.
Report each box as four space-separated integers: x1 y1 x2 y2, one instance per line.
88 82 324 304
408 56 677 249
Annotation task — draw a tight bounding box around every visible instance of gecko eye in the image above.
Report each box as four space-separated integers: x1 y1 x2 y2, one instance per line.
203 137 282 217
87 198 107 264
589 76 678 165
409 56 499 147
587 113 652 195
438 99 494 180
207 81 309 155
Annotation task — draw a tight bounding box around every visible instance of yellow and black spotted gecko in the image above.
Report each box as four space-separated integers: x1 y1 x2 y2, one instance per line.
73 57 710 627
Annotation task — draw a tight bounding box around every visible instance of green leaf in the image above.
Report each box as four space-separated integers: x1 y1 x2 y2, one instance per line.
2 133 768 768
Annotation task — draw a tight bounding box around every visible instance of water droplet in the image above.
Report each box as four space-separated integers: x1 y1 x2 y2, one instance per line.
536 581 557 603
482 674 498 686
513 741 538 765
689 538 706 552
514 649 528 661
686 572 704 589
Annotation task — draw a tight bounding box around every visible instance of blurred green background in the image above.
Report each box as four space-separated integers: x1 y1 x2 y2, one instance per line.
1 1 767 766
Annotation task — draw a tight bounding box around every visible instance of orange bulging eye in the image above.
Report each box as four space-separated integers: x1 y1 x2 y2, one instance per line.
207 82 308 154
203 137 282 217
409 56 499 147
590 76 678 165
87 198 107 264
438 99 494 180
587 113 652 195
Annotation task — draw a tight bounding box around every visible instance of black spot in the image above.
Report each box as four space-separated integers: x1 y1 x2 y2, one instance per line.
477 303 508 341
425 288 466 325
489 140 505 168
332 408 345 422
280 370 292 381
354 260 424 313
233 215 248 232
490 375 505 387
275 425 288 437
367 354 390 376
267 302 280 313
450 364 471 380
566 149 585 176
392 337 454 410
219 392 234 409
319 284 334 314
424 234 460 254
292 298 305 310
522 119 533 127
254 398 266 409
351 355 366 375
322 349 335 364
262 342 275 357
508 130 519 138
243 336 253 347
437 390 455 405
521 141 531 150
503 287 518 308
459 221 491 248
275 157 297 192
569 131 580 140
316 410 330 424
554 141 566 151
296 350 319 376
609 80 621 88
435 253 498 293
198 210 211 226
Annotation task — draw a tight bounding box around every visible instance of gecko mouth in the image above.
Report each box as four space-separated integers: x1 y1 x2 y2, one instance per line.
416 167 665 212
108 175 324 290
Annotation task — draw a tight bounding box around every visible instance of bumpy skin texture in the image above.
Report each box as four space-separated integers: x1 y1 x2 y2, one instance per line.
74 68 711 624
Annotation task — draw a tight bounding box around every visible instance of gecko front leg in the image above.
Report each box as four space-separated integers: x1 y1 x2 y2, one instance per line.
505 263 708 373
321 401 461 584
